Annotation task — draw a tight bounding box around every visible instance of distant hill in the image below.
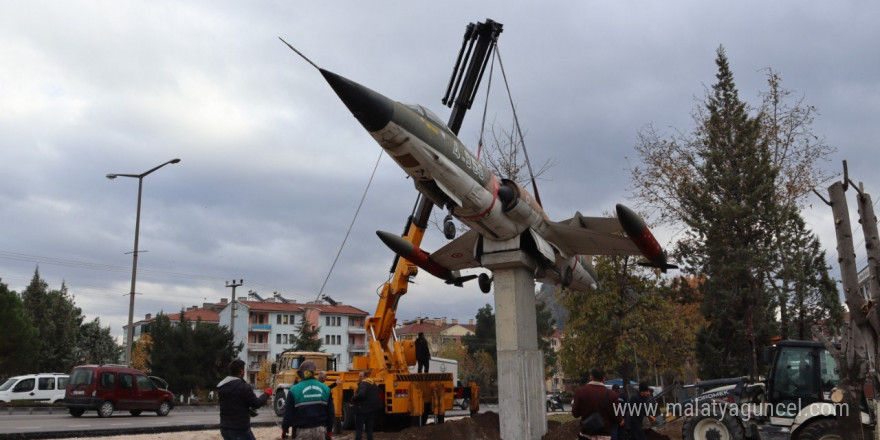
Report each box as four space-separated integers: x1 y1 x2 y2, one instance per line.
536 283 568 331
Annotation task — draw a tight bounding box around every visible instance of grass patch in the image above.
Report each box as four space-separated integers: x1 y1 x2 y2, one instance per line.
548 413 576 423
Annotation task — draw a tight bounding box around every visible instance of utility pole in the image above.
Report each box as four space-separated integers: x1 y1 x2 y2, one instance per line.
226 279 243 341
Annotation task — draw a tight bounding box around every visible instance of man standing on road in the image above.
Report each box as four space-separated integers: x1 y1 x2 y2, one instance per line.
217 359 272 440
415 332 431 373
351 371 382 440
282 360 335 440
572 368 620 440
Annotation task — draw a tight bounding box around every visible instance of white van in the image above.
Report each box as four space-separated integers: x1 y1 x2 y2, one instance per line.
0 373 69 404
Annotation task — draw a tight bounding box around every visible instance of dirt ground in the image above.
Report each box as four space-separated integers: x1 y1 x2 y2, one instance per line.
52 412 684 440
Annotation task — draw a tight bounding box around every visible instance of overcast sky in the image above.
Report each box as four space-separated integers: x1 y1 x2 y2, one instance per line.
2 2 878 340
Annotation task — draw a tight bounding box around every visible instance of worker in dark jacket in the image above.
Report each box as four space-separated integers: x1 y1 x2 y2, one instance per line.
415 332 431 373
217 359 272 440
282 360 335 440
351 370 382 440
626 382 654 440
572 368 620 440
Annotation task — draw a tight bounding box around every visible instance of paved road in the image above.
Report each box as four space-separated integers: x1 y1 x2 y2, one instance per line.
0 406 491 439
0 406 277 439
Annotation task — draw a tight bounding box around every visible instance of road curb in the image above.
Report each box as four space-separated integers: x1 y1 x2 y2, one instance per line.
0 421 276 440
0 405 220 415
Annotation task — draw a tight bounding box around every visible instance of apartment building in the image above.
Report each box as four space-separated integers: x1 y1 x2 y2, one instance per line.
217 296 368 384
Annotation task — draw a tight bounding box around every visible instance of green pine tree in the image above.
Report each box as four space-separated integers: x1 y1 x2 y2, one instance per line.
462 304 497 361
680 47 780 378
771 214 844 339
0 279 40 377
21 269 84 373
291 319 323 352
74 318 122 365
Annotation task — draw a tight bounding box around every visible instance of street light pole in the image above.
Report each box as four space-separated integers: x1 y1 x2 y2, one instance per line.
107 158 181 365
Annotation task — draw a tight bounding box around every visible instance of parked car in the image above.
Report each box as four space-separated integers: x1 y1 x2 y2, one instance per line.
0 373 69 404
64 365 174 417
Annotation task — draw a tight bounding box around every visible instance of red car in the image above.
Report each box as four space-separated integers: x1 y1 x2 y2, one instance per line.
64 365 174 417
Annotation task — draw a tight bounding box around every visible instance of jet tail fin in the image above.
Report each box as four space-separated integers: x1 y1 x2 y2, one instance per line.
447 273 478 287
637 261 679 274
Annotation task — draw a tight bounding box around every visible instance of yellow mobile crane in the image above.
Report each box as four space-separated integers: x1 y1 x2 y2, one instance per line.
271 19 501 432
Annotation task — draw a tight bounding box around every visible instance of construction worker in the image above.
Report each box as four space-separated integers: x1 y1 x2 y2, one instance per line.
281 360 335 440
415 332 431 373
351 370 382 440
626 382 654 440
217 359 272 440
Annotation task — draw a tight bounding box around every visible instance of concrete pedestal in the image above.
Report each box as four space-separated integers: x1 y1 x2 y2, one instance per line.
483 247 547 440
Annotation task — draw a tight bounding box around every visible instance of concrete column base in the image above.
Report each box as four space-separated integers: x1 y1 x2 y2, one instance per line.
496 349 547 440
484 248 547 440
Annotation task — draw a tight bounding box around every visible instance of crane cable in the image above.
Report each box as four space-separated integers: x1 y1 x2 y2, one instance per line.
476 44 496 161
495 44 542 207
315 150 384 303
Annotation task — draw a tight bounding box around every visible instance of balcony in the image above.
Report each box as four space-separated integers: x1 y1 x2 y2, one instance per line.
248 362 266 371
348 344 367 352
248 343 269 351
249 324 272 332
347 327 366 334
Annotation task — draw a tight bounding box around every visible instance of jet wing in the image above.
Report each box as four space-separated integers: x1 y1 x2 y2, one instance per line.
429 229 482 271
547 220 641 256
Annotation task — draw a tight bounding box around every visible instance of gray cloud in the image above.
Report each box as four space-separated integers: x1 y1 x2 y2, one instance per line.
1 1 878 339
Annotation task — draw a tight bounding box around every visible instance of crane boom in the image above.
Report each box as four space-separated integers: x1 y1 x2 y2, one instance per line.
363 19 503 371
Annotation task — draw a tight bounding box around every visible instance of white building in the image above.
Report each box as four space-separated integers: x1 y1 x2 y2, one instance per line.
217 297 369 384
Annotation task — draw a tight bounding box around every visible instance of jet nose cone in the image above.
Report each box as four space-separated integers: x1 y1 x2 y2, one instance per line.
320 69 394 132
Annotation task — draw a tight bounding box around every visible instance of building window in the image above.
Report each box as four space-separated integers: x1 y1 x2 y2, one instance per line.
283 334 289 344
276 315 282 325
276 334 282 344
283 315 289 325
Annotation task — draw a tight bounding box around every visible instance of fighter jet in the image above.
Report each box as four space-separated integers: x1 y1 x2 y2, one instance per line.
287 42 675 292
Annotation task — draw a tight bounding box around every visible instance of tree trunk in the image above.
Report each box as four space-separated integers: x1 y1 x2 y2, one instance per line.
823 181 869 439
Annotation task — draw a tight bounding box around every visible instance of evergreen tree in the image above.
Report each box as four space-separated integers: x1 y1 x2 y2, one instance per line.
630 47 842 378
462 304 497 361
191 318 239 392
536 301 558 380
0 279 39 377
679 47 780 378
74 318 122 365
770 214 844 339
147 311 239 396
147 314 178 389
21 269 84 373
291 319 322 352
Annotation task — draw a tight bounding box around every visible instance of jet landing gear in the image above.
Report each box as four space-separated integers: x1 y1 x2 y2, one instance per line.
443 213 456 239
478 273 493 293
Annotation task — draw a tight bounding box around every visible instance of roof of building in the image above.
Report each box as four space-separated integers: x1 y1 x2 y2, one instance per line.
140 308 220 324
234 300 368 316
396 322 477 336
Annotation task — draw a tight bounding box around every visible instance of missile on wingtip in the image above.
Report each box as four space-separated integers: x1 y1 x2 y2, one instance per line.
376 230 476 287
615 204 678 273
